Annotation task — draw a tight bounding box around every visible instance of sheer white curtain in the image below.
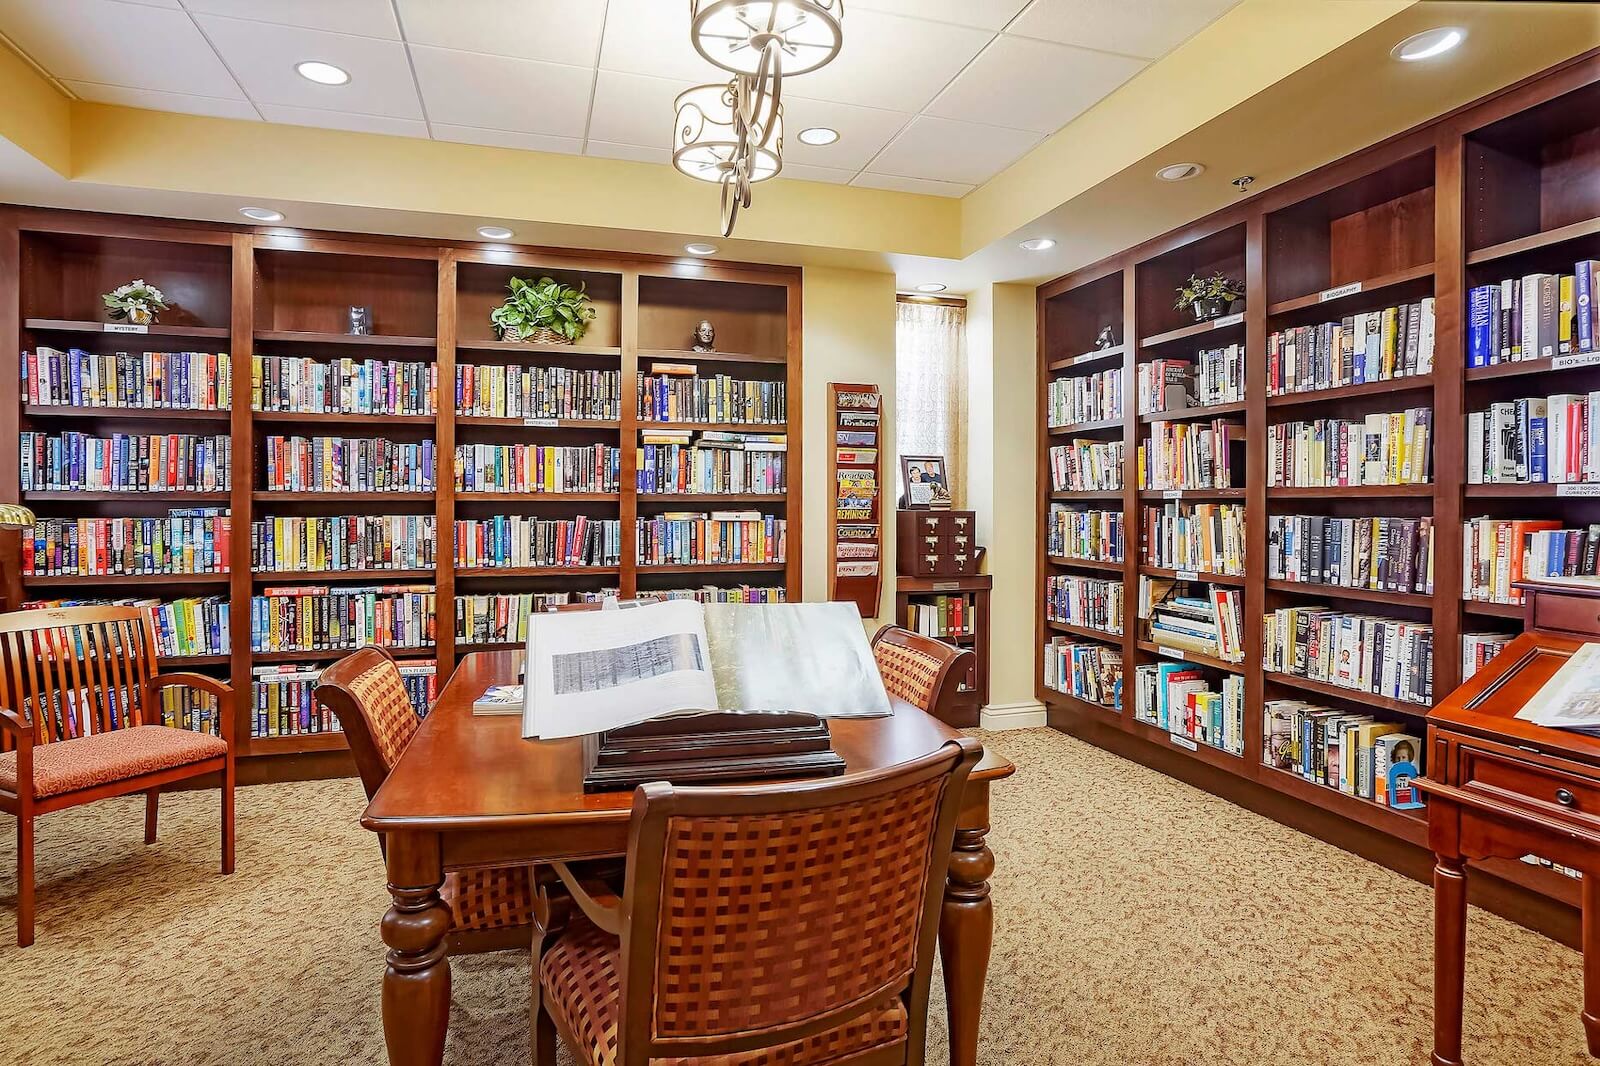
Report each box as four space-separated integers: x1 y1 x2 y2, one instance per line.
895 299 967 507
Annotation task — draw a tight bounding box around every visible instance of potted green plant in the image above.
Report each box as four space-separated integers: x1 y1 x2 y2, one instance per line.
489 276 596 344
102 279 169 326
1174 271 1243 321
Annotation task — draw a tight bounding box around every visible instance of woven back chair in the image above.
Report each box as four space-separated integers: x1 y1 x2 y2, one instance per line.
0 604 234 946
536 737 983 1066
316 646 538 953
870 624 975 723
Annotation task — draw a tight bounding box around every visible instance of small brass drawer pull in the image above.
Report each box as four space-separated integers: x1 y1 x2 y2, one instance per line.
1555 788 1577 807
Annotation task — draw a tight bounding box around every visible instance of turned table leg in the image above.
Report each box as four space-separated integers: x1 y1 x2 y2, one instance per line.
1433 855 1468 1066
1585 875 1600 1057
382 832 452 1066
940 783 995 1066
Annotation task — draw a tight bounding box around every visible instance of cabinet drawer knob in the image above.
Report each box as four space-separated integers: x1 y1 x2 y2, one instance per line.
1556 787 1577 807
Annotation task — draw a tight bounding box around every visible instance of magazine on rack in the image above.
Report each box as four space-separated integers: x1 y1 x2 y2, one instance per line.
1516 643 1600 734
522 600 893 739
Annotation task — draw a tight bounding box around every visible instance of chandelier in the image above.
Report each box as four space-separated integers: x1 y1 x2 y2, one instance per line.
677 1 844 236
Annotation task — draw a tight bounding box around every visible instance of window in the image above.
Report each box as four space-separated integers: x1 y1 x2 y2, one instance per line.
895 297 967 506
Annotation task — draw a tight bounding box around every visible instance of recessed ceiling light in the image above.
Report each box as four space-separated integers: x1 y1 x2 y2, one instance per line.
1156 162 1205 182
916 283 947 293
296 61 351 86
797 126 840 146
1392 27 1465 62
685 242 718 256
239 207 284 222
1020 237 1056 252
477 225 514 241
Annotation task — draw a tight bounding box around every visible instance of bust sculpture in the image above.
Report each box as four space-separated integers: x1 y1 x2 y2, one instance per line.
692 319 716 352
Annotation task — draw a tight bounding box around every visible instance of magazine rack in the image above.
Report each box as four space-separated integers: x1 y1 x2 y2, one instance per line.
828 383 884 617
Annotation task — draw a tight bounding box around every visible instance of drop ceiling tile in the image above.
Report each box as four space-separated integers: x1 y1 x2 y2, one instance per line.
778 162 856 185
783 9 992 112
193 15 423 117
928 35 1144 133
867 115 1037 186
586 70 682 154
180 0 399 39
586 141 672 166
394 0 605 63
1008 0 1240 60
432 124 582 155
0 0 243 97
254 103 429 138
409 46 592 137
850 172 972 198
850 0 1029 31
782 97 910 171
66 81 261 120
597 0 724 83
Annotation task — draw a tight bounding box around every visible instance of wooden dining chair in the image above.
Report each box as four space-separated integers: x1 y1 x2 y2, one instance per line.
870 624 976 724
534 736 984 1066
0 604 235 947
316 646 540 954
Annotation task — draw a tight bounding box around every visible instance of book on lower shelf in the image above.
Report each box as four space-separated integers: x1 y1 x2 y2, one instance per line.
159 683 224 736
1043 638 1121 709
1264 700 1424 809
1138 577 1244 662
1467 261 1600 367
20 431 231 492
24 346 232 410
1263 606 1433 706
1268 514 1433 593
1267 407 1432 487
1045 575 1123 635
252 661 436 738
1143 501 1243 574
1267 299 1435 394
1468 394 1600 484
23 508 230 578
1134 663 1243 755
251 584 435 653
1046 505 1123 562
1463 517 1598 604
904 594 974 640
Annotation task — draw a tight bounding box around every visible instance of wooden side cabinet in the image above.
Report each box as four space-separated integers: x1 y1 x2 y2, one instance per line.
894 575 991 727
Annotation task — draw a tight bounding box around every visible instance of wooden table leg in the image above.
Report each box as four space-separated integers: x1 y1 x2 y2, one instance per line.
1433 855 1468 1066
382 832 452 1066
940 782 994 1066
1585 875 1600 1057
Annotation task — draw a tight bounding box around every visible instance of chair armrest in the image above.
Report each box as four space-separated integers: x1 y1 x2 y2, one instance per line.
0 706 32 743
146 673 235 744
551 861 624 936
0 707 33 799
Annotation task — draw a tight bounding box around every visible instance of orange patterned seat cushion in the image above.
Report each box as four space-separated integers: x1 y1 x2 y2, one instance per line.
0 725 226 798
442 864 537 932
873 641 945 712
540 916 907 1066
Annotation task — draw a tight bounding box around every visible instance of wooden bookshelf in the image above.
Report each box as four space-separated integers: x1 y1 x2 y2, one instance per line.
1036 51 1600 921
1 212 803 780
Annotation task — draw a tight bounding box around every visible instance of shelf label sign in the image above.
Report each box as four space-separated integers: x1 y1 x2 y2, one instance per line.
1162 489 1183 499
1169 734 1199 751
1557 484 1600 497
932 581 960 591
1212 312 1244 329
105 323 148 334
1319 281 1363 303
1553 352 1600 371
1158 646 1185 661
1175 569 1200 582
522 417 558 427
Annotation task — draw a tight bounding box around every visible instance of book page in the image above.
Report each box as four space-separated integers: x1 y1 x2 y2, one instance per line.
703 602 893 718
1517 643 1600 730
523 599 717 739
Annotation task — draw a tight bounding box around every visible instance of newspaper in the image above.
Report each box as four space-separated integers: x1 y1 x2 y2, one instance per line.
1516 643 1600 733
522 600 891 738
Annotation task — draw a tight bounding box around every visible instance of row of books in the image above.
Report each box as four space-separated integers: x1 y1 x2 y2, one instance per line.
1464 518 1600 604
1048 439 1123 493
22 596 232 657
1046 505 1123 563
457 363 621 421
643 586 787 604
264 436 435 493
253 356 436 415
250 584 435 653
457 591 615 646
1263 606 1433 706
1048 367 1122 427
1264 700 1423 809
455 443 621 494
1140 345 1243 413
159 685 223 736
454 516 621 569
1467 262 1600 366
1463 632 1513 681
636 513 786 566
249 662 436 739
1467 394 1600 484
637 373 785 425
1134 664 1244 756
904 595 974 640
1042 639 1122 709
252 514 436 573
1140 579 1245 662
1266 514 1435 594
1142 501 1243 575
23 347 232 410
20 432 231 493
1266 408 1432 487
1138 419 1243 491
1045 575 1123 635
636 443 787 495
1267 300 1436 395
22 509 229 577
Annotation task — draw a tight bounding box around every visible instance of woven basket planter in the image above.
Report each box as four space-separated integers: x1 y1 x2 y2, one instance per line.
500 325 568 345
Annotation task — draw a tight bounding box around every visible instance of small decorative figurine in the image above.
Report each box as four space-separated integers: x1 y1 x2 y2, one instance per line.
348 305 372 336
692 319 716 352
1094 325 1116 350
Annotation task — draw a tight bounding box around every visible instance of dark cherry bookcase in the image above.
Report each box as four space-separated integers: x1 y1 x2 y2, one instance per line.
0 211 802 782
1037 50 1600 931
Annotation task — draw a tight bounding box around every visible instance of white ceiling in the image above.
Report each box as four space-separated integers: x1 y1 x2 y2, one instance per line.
0 0 1239 196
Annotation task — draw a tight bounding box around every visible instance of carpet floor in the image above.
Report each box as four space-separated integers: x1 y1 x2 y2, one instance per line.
0 727 1587 1065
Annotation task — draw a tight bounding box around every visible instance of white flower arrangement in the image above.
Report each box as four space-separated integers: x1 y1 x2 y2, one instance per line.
102 278 169 324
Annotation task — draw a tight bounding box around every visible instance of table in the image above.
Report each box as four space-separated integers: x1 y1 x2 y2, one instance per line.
362 651 1016 1066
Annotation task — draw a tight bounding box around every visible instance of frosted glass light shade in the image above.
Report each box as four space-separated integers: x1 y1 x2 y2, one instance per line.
689 0 844 78
672 82 784 185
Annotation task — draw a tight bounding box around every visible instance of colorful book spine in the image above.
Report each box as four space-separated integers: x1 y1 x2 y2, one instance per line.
23 509 229 577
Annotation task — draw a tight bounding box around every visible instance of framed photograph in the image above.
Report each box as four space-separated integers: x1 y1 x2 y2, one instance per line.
900 454 949 509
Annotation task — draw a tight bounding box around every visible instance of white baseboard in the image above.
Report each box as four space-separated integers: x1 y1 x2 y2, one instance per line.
979 700 1046 731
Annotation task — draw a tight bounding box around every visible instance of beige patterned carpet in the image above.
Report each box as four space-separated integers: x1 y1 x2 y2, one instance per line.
0 727 1589 1065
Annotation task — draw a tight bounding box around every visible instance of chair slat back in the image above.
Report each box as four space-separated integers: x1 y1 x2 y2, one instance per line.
315 647 421 802
0 606 160 748
871 625 974 719
616 737 983 1065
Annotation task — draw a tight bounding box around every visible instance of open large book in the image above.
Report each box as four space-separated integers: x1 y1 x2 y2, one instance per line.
1516 643 1600 734
522 600 893 739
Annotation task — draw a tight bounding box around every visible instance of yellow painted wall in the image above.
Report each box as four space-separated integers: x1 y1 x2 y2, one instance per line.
801 266 897 625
